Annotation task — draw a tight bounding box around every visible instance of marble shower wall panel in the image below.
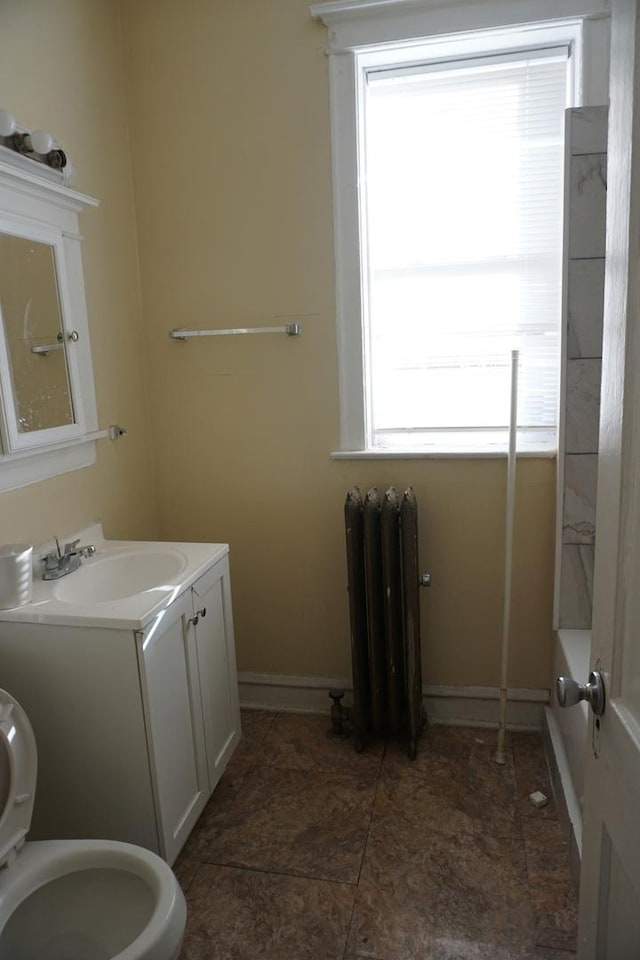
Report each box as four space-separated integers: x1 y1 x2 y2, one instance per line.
557 106 607 629
567 154 607 259
567 259 605 359
563 454 598 544
559 544 594 630
565 359 602 454
568 106 609 156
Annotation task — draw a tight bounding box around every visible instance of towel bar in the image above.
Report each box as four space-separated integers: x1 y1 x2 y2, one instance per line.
169 323 301 341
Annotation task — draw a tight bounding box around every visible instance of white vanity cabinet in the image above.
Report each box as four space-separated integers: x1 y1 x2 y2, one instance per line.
138 557 240 863
0 547 240 865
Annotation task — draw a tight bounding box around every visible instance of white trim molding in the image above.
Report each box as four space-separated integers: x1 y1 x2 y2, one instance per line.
0 146 100 491
311 0 610 48
238 671 549 728
310 0 610 458
0 437 96 494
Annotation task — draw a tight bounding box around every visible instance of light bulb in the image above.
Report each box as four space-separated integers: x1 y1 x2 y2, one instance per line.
28 129 53 154
0 109 17 138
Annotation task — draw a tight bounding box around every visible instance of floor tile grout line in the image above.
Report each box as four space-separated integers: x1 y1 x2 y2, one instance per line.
360 738 387 885
176 858 203 898
195 856 360 887
341 741 387 960
239 708 278 746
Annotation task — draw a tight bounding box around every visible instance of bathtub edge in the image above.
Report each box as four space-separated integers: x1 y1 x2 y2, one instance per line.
544 703 583 892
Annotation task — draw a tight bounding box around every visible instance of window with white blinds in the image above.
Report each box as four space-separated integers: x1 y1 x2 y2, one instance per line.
361 47 570 453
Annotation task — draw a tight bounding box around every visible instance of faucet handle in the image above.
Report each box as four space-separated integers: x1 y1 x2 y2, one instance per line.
42 552 60 570
63 538 81 555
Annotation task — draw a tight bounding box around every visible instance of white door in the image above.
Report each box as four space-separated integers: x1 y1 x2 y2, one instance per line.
577 0 640 954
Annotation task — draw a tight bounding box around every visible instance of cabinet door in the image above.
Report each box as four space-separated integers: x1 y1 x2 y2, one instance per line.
192 556 241 791
137 592 208 864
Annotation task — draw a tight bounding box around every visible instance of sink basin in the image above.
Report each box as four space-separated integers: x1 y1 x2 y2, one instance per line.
54 549 188 604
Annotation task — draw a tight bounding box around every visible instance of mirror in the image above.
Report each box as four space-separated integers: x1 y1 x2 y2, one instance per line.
0 233 75 433
0 146 99 491
0 215 85 453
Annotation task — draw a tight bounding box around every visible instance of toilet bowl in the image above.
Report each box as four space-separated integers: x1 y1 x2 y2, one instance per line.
0 689 186 960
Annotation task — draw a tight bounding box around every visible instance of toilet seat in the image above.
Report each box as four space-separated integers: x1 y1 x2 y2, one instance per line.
0 688 37 867
0 688 186 960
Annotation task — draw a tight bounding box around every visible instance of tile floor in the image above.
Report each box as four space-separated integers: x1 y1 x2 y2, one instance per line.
176 711 578 960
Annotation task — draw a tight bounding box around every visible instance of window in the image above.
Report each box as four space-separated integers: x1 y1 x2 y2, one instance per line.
362 47 569 453
311 3 609 456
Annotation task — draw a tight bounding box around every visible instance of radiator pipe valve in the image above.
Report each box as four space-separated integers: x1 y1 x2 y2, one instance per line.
329 689 351 737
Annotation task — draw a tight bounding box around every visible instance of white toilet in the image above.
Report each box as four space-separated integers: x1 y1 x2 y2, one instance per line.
0 688 187 960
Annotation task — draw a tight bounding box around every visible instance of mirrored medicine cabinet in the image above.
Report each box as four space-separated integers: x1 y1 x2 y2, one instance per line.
0 147 99 492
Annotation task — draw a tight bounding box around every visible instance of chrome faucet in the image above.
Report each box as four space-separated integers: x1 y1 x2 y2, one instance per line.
41 538 96 580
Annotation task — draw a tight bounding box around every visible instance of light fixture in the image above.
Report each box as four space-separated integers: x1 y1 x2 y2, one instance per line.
27 129 54 155
0 108 69 177
0 109 16 138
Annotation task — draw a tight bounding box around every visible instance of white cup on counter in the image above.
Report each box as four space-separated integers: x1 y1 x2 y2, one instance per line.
0 544 33 609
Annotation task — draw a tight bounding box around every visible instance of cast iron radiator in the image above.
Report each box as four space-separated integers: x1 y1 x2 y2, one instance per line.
344 486 425 759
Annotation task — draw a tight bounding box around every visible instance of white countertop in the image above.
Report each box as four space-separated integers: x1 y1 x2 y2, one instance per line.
0 524 228 631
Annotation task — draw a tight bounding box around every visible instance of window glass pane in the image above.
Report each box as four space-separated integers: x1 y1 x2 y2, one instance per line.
362 51 567 450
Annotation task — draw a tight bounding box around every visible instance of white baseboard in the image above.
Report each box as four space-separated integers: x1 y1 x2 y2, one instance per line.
238 672 548 729
238 672 349 715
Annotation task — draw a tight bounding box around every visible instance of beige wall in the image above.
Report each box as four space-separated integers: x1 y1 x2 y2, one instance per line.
0 0 557 692
0 0 158 543
121 0 556 690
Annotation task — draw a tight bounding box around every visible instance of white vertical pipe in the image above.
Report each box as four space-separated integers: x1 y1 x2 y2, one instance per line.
495 350 519 765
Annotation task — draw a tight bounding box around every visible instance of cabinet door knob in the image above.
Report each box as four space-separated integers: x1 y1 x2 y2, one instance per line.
188 608 206 627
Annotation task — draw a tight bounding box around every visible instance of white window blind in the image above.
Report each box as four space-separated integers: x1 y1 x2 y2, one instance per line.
361 48 569 452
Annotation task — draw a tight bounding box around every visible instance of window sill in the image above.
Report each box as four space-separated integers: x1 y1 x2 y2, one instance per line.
330 448 557 460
